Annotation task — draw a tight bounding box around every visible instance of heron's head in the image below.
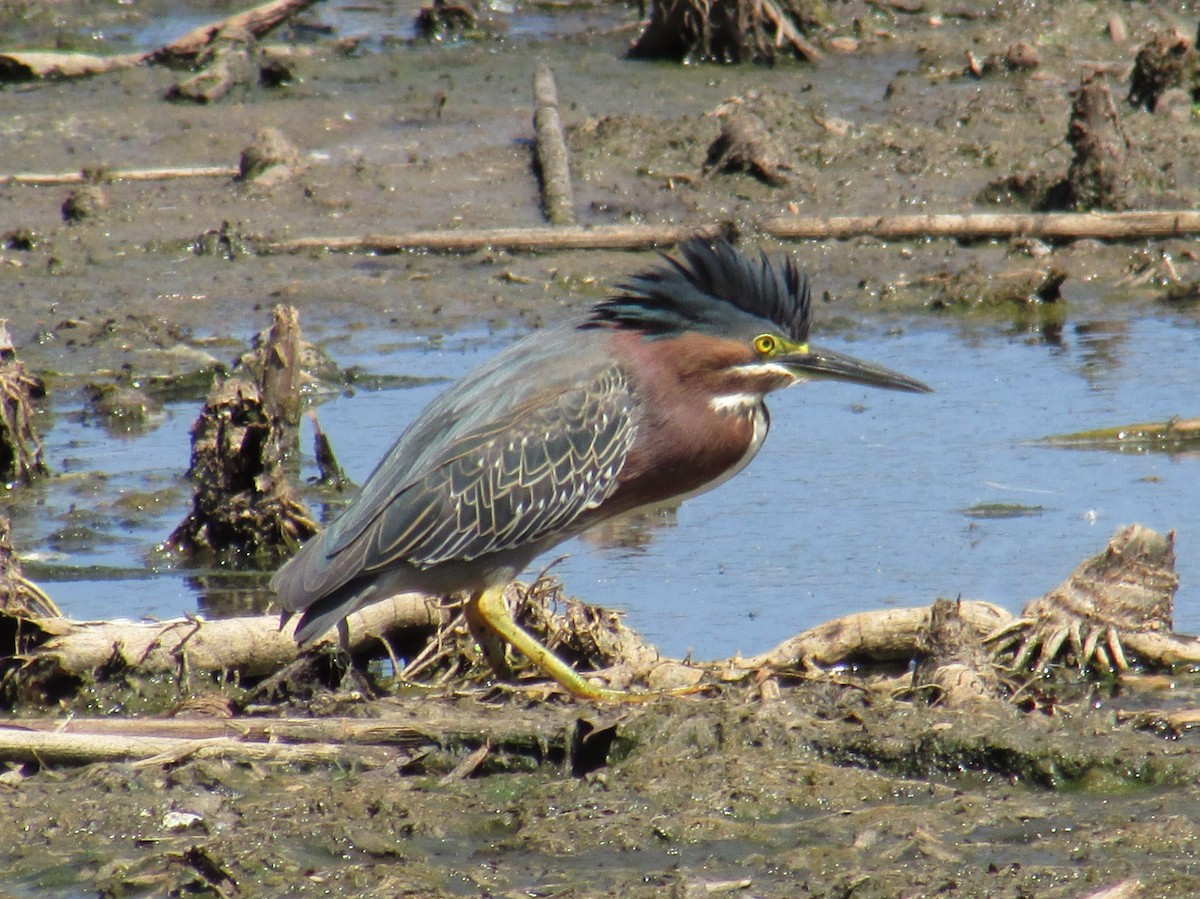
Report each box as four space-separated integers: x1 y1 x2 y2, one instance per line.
584 238 932 397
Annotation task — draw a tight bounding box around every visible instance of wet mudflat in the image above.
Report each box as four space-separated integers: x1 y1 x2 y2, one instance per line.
3 0 1200 895
7 684 1200 897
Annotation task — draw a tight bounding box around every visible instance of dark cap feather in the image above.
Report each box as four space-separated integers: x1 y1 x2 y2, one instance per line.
584 238 812 343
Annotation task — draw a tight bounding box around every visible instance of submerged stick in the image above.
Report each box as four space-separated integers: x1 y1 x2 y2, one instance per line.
532 63 576 225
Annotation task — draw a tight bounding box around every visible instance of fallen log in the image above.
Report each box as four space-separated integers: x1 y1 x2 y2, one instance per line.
737 601 1011 672
16 593 442 680
5 526 1195 712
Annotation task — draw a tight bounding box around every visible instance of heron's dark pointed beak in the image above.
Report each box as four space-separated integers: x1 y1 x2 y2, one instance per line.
778 345 932 393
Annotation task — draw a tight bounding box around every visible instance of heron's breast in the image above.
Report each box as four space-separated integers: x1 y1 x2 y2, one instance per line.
608 395 768 514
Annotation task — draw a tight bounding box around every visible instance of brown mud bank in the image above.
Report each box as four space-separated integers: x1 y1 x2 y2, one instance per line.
3 678 1200 896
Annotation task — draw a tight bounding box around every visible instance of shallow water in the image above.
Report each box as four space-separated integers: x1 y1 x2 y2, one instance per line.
23 302 1199 661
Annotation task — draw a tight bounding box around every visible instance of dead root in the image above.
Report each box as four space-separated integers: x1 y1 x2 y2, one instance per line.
1060 72 1131 211
910 597 1006 707
986 524 1186 677
394 577 680 696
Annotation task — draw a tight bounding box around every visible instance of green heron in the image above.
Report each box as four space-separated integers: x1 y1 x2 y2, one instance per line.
273 238 930 700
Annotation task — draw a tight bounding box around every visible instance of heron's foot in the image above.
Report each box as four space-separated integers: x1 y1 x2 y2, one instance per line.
467 588 705 703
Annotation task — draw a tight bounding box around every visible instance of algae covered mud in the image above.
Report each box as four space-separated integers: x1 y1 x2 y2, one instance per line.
3 0 1200 894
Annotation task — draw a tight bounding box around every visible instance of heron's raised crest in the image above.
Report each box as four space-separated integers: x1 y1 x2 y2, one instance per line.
584 238 812 343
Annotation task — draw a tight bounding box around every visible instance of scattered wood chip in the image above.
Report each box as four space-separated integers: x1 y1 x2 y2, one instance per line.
438 740 490 784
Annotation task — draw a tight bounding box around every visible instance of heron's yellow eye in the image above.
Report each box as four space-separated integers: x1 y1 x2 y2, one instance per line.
753 334 778 356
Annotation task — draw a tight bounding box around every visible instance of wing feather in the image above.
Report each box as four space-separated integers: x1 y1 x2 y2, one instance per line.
274 360 638 614
386 364 636 568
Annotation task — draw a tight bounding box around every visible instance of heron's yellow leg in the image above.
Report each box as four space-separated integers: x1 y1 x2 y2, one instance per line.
467 586 685 703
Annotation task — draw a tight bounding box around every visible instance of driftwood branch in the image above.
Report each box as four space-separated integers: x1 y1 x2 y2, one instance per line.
0 700 581 769
0 0 316 82
21 593 441 680
251 211 1200 256
254 222 732 254
148 0 320 65
761 211 1200 242
739 601 1012 671
0 166 239 187
531 63 576 225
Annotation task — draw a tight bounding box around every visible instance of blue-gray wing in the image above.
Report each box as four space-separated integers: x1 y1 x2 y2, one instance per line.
274 363 636 612
370 364 636 568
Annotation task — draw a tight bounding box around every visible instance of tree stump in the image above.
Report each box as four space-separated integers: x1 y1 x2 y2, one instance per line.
1127 28 1196 112
629 0 823 65
1062 73 1130 211
166 305 316 566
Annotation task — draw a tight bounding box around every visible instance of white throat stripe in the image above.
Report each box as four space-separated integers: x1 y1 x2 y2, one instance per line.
709 393 760 413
